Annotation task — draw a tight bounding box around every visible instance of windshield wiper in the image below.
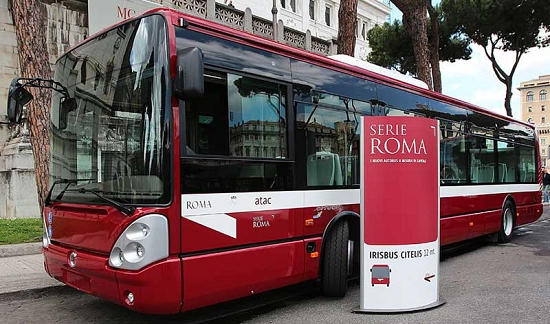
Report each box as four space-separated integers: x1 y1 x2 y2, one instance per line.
64 187 136 216
45 178 95 206
45 179 135 216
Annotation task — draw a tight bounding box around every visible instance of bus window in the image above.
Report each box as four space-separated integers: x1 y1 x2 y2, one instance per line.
377 84 430 116
439 120 467 184
296 98 362 187
497 141 515 182
186 70 288 158
470 136 496 183
519 145 536 182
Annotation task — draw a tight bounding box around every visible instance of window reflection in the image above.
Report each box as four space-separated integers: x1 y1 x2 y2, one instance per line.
186 70 288 158
296 92 367 187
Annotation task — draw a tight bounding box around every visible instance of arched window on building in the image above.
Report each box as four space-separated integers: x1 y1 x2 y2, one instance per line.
527 91 534 102
540 89 548 101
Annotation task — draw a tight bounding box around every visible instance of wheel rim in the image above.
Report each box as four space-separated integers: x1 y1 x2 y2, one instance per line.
503 207 514 236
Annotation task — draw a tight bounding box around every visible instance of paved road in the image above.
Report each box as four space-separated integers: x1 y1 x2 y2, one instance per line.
1 213 550 324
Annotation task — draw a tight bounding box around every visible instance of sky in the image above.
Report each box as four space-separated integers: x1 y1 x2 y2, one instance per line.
389 3 550 120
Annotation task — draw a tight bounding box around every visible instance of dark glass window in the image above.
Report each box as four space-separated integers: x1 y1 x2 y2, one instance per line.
186 70 288 158
497 140 516 183
439 120 467 184
325 6 331 26
181 159 293 194
182 70 291 194
378 84 430 116
175 28 292 82
281 0 296 12
518 145 536 182
527 91 534 102
291 60 378 105
309 0 315 20
429 99 469 123
49 15 171 205
470 134 496 183
295 95 366 187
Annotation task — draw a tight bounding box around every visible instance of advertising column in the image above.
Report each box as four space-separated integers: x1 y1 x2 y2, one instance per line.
356 116 444 313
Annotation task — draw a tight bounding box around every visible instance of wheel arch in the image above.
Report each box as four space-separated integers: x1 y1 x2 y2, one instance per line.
501 194 516 212
498 195 517 243
318 211 360 278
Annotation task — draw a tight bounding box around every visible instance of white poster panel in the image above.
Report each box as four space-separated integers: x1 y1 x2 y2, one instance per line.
356 116 444 313
88 0 161 36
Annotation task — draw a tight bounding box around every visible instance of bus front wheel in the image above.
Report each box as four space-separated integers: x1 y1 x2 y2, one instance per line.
322 220 349 297
497 200 515 243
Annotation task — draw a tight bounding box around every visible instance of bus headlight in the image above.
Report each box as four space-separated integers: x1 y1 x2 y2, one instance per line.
109 214 168 270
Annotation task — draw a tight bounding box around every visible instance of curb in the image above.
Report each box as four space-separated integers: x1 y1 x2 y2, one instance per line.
0 242 42 258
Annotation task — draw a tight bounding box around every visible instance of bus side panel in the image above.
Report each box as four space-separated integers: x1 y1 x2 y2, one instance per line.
303 237 322 281
181 241 305 311
440 215 470 245
115 258 182 314
469 212 488 238
483 210 502 235
302 204 360 237
180 208 302 252
517 204 543 226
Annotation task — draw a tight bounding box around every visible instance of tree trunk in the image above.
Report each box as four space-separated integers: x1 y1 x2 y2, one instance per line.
392 0 433 90
11 0 52 214
427 2 442 93
482 36 521 117
337 0 358 56
504 80 513 117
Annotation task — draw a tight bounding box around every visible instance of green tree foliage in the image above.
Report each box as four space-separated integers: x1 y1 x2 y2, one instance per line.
367 21 415 75
367 11 471 83
441 0 550 117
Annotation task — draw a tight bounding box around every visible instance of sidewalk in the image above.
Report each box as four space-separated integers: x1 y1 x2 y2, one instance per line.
0 243 63 296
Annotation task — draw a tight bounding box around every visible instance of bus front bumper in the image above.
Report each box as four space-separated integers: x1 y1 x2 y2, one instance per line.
43 244 182 314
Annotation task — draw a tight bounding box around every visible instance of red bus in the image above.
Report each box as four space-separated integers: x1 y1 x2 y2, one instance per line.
6 7 542 314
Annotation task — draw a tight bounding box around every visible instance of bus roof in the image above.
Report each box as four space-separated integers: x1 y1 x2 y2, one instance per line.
328 54 430 90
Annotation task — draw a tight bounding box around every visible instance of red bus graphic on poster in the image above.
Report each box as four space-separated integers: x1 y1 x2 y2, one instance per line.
371 264 391 287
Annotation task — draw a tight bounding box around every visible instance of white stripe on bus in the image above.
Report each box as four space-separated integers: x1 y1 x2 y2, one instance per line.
181 184 539 217
184 213 237 238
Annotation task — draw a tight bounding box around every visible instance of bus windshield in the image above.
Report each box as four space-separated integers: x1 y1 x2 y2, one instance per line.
49 14 171 206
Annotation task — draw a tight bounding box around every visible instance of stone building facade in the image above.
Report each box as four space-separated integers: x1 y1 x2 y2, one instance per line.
0 0 87 219
518 75 550 167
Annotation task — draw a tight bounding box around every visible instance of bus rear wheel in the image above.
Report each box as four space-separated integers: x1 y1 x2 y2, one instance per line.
497 200 515 243
322 220 349 297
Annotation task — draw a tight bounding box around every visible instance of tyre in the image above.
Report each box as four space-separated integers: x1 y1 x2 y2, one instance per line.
322 220 349 297
497 200 515 243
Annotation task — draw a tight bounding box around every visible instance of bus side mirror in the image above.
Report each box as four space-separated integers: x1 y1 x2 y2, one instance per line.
174 47 204 100
7 78 33 124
